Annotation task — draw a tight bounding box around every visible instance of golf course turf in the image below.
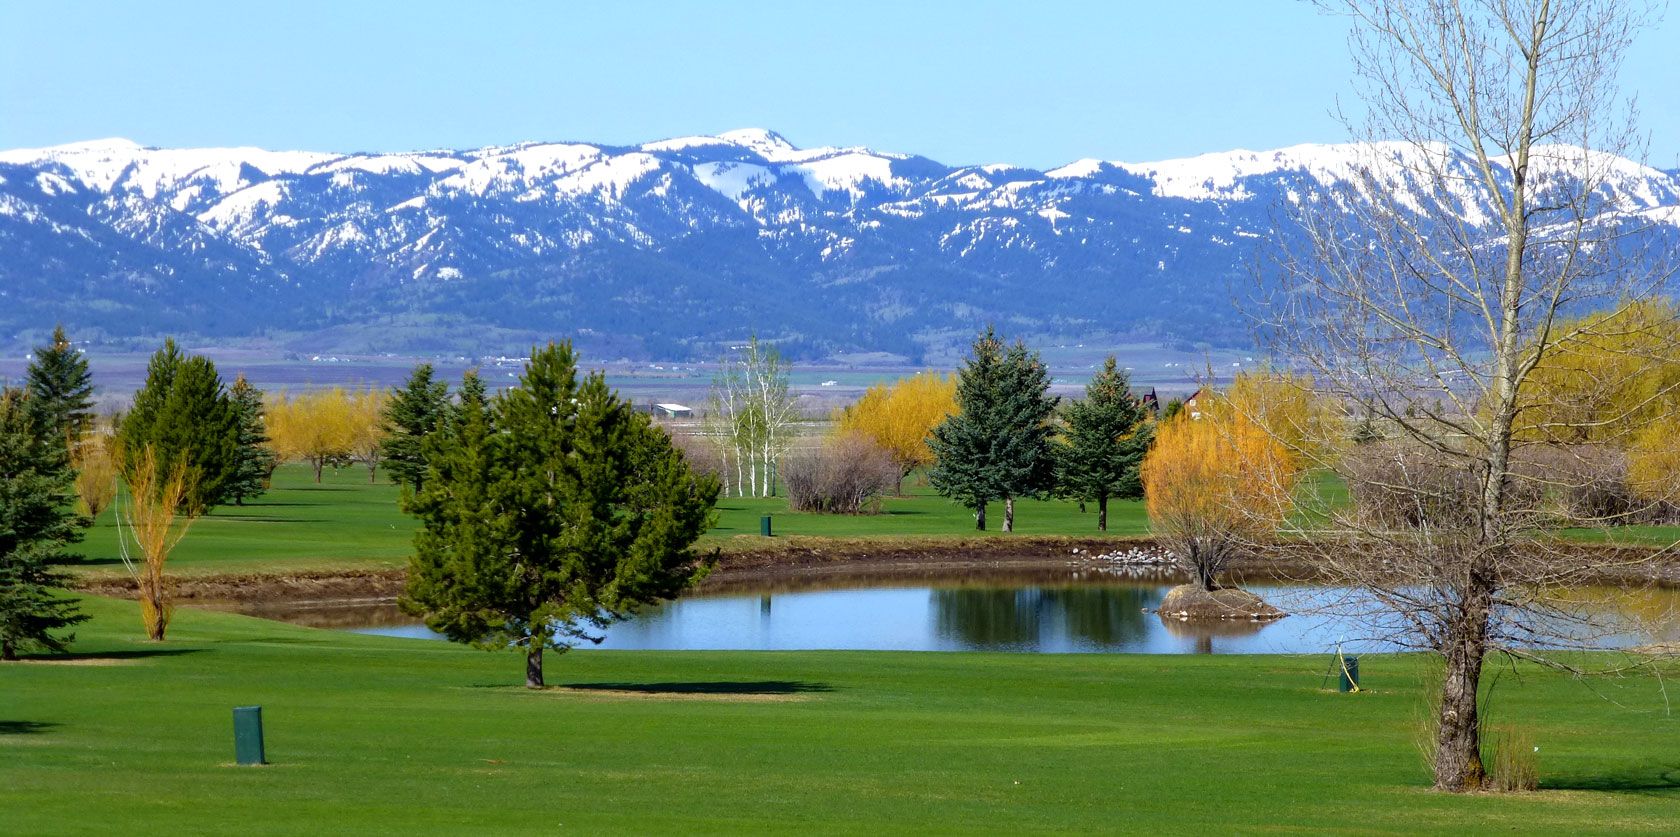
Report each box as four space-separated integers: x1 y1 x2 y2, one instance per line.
23 464 1680 832
4 597 1678 834
67 464 1154 579
67 465 1679 583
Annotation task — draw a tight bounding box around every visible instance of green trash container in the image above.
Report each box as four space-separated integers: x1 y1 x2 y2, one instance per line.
1337 656 1360 693
760 515 773 537
233 705 266 765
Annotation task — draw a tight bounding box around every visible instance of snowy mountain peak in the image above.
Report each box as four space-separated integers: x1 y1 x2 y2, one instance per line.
2 130 1676 359
23 136 145 154
640 128 799 160
716 127 795 152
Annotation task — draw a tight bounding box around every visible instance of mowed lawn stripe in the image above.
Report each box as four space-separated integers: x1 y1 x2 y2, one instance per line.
3 598 1678 834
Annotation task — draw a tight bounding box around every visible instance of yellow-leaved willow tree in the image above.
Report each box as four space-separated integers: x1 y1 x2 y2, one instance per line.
834 372 957 489
1141 406 1299 592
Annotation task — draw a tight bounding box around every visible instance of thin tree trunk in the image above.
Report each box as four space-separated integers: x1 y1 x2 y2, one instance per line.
141 571 168 641
1 638 15 661
1192 544 1216 592
976 500 987 531
1097 495 1108 532
313 458 324 483
1433 571 1493 791
525 645 544 689
733 446 744 498
145 573 166 642
1003 496 1015 532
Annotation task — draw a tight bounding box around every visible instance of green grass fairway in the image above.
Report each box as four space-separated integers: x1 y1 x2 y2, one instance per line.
3 598 1678 834
68 464 1678 580
710 479 1149 540
71 465 1148 577
75 465 417 576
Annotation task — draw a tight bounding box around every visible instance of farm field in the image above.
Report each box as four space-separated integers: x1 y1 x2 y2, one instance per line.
3 597 1678 834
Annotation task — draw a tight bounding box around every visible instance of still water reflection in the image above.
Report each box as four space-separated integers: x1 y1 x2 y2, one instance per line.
315 579 1674 654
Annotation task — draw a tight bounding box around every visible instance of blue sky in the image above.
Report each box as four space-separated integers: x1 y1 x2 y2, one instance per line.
4 1 1676 168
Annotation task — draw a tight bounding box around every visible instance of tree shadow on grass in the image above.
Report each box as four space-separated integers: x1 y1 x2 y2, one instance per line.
1543 765 1680 796
210 516 331 524
13 648 206 663
558 681 833 696
0 721 59 735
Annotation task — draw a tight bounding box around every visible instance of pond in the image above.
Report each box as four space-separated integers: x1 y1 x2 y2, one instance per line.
241 570 1680 655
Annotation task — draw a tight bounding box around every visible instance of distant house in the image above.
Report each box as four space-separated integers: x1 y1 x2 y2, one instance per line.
654 403 694 419
1130 387 1160 415
1183 387 1210 420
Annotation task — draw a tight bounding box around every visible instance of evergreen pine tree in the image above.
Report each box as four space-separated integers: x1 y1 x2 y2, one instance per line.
401 346 719 688
0 388 88 660
990 338 1060 531
225 375 277 505
381 363 451 493
928 328 1009 530
117 340 240 514
25 325 95 448
927 327 1059 531
1057 356 1154 531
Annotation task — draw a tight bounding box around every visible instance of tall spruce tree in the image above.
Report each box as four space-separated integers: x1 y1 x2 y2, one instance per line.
0 388 88 660
929 329 1007 530
928 328 1059 531
25 325 95 449
381 363 451 493
117 340 240 514
991 338 1060 531
1057 356 1154 531
225 375 277 505
401 345 719 688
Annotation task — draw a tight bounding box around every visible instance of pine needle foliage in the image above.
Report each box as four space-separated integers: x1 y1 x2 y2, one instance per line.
0 388 88 660
927 327 1059 531
225 375 277 505
401 344 720 688
24 325 94 450
1056 356 1154 531
116 340 239 515
381 364 452 493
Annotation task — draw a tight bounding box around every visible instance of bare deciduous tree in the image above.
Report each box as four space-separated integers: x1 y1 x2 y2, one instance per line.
1265 0 1674 792
704 338 800 498
783 434 901 514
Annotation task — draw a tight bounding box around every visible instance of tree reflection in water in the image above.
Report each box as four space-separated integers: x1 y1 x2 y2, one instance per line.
1156 613 1270 654
931 585 1157 650
271 576 1672 654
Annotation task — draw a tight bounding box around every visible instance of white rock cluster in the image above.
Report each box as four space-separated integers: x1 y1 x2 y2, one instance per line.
1070 546 1176 566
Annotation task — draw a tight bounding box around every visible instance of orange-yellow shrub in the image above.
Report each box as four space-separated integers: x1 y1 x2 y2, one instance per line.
1141 410 1299 589
835 373 957 480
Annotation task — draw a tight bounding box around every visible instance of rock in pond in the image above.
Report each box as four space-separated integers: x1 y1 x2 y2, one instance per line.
1157 584 1287 621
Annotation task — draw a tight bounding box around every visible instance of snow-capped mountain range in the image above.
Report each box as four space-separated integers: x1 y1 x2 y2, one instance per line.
2 129 1677 360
